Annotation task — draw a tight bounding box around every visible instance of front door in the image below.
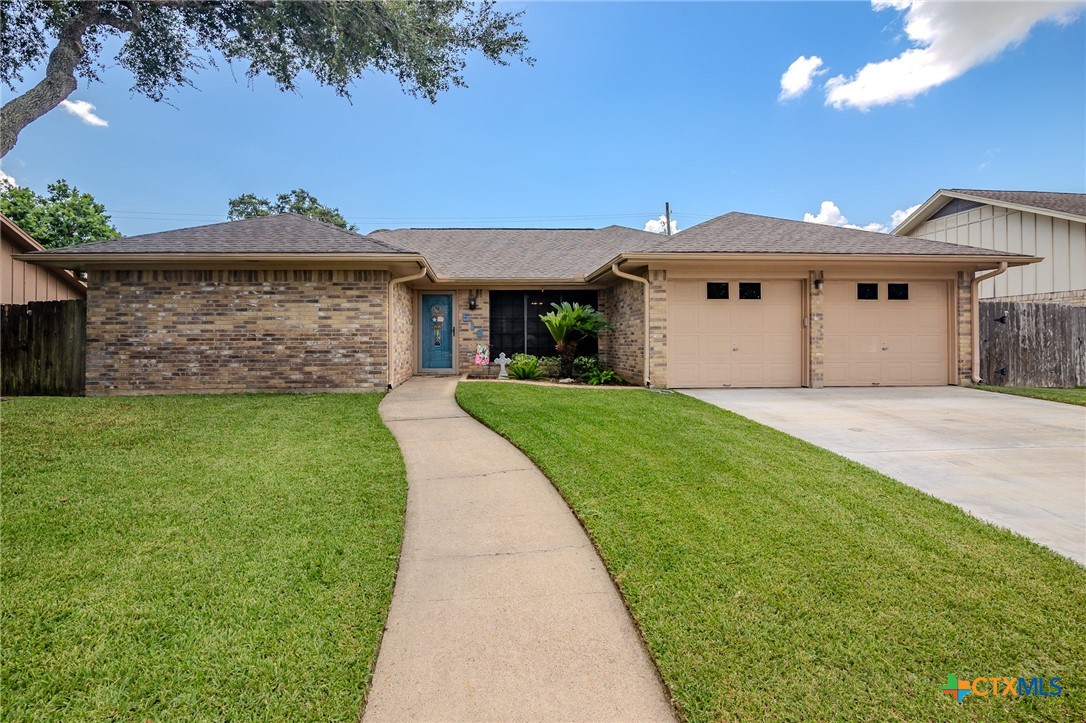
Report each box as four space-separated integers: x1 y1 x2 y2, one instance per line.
421 294 454 370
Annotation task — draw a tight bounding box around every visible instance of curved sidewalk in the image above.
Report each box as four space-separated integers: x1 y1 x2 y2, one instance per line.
364 377 675 722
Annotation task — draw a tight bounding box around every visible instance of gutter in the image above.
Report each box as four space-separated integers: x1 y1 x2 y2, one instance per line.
388 265 429 390
611 263 651 387
970 262 1008 384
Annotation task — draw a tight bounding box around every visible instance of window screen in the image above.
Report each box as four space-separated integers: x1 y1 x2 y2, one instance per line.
857 283 879 300
738 282 762 300
489 290 599 358
707 282 729 299
888 283 909 300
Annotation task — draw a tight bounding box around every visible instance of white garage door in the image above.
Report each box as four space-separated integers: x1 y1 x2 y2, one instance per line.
668 279 802 388
823 280 948 386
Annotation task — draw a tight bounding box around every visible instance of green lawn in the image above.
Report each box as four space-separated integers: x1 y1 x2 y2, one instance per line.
979 385 1086 407
457 383 1086 723
2 394 406 721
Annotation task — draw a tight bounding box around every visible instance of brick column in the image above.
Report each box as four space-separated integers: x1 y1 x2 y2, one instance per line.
647 268 667 387
956 272 973 386
457 288 490 375
808 271 825 389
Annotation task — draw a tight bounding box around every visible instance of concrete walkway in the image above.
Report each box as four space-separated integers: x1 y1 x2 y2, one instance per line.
364 377 675 722
685 387 1086 564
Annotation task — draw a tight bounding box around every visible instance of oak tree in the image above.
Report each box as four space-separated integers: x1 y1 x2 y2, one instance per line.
0 0 531 156
228 188 355 230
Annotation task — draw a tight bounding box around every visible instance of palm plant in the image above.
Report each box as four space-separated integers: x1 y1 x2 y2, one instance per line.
539 302 610 378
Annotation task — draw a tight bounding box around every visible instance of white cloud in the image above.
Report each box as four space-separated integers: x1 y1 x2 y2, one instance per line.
824 1 1082 110
644 214 680 235
890 203 922 229
0 169 16 188
779 55 825 100
59 99 108 127
803 200 923 233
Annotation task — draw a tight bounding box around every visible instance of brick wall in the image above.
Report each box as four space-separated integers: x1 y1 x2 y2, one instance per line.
456 288 490 374
956 272 973 385
391 280 415 387
87 269 389 395
598 278 644 384
808 272 824 389
647 268 668 387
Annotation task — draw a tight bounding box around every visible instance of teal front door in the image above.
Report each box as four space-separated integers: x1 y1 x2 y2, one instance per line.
421 294 454 370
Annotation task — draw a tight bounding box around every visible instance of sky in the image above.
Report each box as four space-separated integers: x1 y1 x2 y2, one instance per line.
1 1 1084 238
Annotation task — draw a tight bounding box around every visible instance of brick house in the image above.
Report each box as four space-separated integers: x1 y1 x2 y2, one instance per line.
19 210 1037 395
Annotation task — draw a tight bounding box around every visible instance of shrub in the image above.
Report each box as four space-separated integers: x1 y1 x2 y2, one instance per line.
539 302 610 378
538 356 561 378
584 368 624 386
573 356 601 378
507 353 545 380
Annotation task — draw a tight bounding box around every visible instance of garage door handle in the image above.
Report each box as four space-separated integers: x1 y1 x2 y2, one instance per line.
732 345 740 351
881 345 889 350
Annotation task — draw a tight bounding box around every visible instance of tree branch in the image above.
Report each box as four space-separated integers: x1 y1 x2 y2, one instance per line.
0 9 134 157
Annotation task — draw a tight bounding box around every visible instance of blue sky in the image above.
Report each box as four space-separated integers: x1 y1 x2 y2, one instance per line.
2 1 1084 237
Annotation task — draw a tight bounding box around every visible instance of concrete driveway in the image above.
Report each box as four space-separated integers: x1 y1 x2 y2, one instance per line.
683 387 1086 565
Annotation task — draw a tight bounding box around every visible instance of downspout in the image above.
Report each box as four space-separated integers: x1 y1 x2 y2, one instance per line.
970 262 1008 384
611 263 652 387
388 266 428 390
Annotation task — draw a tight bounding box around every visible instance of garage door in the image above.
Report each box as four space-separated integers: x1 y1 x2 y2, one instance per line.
823 281 948 386
668 279 802 388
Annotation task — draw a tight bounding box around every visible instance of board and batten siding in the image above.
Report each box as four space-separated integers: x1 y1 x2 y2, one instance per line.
1 235 85 304
910 204 1086 299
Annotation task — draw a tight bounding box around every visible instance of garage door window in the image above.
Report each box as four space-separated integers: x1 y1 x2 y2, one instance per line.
888 283 909 300
857 283 879 300
738 282 762 300
706 282 729 299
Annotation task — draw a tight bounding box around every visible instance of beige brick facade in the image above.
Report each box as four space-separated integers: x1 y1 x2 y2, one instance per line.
647 269 668 387
456 288 491 374
391 280 416 387
597 278 645 384
956 272 974 386
87 269 389 395
808 272 824 389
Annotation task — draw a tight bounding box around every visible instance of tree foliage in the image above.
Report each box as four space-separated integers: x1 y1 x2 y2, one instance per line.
0 178 120 248
227 188 355 230
539 302 610 378
0 0 532 156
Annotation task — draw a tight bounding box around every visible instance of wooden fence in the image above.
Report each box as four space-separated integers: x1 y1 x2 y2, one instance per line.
979 300 1086 388
1 300 86 395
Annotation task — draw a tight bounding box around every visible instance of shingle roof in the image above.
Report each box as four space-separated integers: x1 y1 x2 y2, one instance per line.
368 225 660 279
945 189 1086 218
639 212 1025 257
36 213 411 255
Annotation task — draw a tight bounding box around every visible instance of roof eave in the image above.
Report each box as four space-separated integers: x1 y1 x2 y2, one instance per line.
13 251 434 274
586 251 1041 281
893 189 1086 235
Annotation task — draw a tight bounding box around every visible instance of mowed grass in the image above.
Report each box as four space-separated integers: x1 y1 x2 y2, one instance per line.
456 383 1086 722
979 385 1086 407
2 394 406 721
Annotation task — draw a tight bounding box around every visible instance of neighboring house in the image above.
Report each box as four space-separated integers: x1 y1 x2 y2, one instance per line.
18 211 1037 395
893 189 1086 303
0 214 86 304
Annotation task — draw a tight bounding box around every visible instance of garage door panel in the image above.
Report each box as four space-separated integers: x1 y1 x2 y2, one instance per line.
823 281 948 386
702 335 731 356
671 334 700 358
671 281 702 302
702 363 732 387
671 307 700 334
700 306 732 330
670 364 701 387
733 335 764 356
668 279 801 388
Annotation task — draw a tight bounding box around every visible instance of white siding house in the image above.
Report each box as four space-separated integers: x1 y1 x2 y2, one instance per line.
894 190 1086 301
